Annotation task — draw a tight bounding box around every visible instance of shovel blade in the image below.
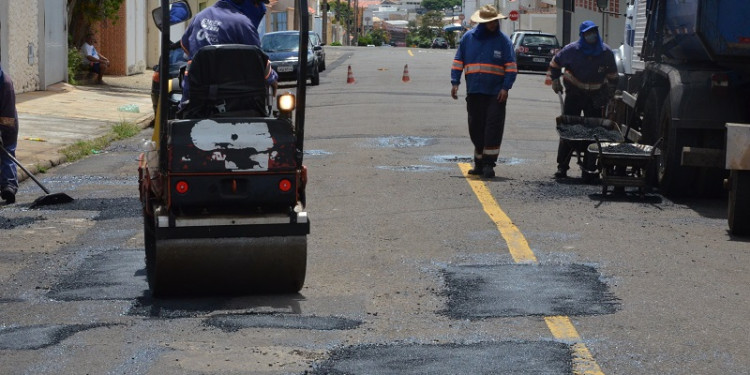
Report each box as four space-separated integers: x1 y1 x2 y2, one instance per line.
29 193 74 209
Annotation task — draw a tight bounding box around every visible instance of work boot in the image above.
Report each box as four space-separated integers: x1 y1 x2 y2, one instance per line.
1 186 16 204
554 167 568 179
482 165 495 179
467 161 483 175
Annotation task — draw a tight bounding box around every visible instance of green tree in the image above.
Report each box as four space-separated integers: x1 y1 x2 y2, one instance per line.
421 0 461 12
328 1 353 35
68 0 125 48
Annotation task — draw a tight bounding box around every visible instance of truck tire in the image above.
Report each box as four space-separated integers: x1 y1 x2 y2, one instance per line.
641 87 666 145
728 170 750 236
656 94 697 196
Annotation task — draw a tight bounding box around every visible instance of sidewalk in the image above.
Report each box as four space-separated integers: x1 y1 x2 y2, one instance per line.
13 72 155 182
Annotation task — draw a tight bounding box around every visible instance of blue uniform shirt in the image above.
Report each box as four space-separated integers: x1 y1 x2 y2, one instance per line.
451 23 517 96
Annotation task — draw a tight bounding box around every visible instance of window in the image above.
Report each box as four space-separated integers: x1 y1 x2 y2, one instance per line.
272 12 288 31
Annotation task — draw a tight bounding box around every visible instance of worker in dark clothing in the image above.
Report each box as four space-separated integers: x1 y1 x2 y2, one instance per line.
451 5 517 179
547 20 618 178
179 0 277 111
0 63 19 203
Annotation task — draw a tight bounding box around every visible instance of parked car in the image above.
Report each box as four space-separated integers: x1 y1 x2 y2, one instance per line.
510 29 542 45
431 37 448 49
150 41 188 119
309 31 326 71
261 31 320 86
512 31 560 71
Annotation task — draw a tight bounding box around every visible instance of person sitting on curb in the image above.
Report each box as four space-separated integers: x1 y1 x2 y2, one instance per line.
0 63 19 204
81 33 110 84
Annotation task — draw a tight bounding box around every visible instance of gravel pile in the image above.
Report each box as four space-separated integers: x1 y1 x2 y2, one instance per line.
557 123 623 141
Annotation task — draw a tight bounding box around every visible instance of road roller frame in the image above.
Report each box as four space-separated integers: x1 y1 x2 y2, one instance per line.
139 0 311 297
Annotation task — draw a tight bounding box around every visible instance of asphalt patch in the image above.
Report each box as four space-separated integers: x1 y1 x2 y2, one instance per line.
0 215 46 229
47 249 147 301
373 136 437 148
0 323 113 350
309 341 572 375
205 312 361 332
441 264 619 319
36 197 140 221
376 165 449 172
128 295 305 318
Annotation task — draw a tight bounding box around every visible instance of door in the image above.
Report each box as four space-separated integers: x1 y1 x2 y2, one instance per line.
43 0 66 87
126 0 147 74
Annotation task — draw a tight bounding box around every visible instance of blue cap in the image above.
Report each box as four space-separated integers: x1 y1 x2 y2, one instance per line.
580 20 598 33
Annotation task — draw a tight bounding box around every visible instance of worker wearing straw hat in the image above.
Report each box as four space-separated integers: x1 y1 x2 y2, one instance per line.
451 5 517 179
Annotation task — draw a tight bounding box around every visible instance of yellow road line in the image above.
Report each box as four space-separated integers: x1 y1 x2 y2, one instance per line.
407 49 414 57
458 163 537 263
459 162 605 375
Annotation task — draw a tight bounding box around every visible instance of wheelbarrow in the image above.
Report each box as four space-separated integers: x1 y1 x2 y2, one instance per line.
555 93 625 182
588 138 662 196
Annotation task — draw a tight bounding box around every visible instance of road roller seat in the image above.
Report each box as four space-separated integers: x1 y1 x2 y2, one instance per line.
180 44 272 119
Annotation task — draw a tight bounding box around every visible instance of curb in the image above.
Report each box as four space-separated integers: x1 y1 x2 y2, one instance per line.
16 113 155 184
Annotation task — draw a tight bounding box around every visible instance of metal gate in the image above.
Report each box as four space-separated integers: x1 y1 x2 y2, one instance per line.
43 0 66 87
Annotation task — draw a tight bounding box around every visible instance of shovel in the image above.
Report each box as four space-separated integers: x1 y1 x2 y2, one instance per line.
0 142 73 208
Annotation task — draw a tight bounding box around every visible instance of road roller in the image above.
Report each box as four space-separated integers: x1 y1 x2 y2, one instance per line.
138 0 311 296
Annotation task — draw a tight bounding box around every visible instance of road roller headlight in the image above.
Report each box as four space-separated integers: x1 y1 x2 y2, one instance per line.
277 92 296 112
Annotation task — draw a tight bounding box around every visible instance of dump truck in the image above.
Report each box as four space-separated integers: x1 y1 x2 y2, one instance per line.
138 0 311 296
613 0 750 235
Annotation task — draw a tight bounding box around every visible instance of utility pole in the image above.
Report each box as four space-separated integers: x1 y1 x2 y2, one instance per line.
322 1 329 44
347 0 351 45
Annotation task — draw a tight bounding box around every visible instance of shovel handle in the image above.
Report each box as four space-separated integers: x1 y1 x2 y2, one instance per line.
0 143 52 194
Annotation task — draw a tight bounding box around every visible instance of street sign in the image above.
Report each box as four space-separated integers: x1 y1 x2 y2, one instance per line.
508 10 519 21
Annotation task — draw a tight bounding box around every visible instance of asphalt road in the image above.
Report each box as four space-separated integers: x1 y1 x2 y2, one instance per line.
0 46 748 375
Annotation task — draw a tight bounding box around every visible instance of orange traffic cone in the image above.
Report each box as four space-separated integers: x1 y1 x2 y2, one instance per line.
402 64 410 83
346 65 356 84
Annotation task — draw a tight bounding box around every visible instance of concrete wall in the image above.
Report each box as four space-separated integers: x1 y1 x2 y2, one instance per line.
556 0 626 48
2 0 41 93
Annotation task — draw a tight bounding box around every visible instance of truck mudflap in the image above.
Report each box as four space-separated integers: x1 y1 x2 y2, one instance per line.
149 235 307 296
726 123 750 170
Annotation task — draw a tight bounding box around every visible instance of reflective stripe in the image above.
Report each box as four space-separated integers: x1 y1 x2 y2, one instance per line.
0 117 15 126
483 147 500 156
452 59 464 71
563 71 605 91
504 62 517 73
465 63 505 76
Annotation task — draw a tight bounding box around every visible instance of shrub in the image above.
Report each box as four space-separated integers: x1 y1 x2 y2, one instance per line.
67 47 84 84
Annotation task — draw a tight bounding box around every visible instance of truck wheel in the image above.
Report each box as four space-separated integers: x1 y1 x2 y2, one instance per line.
656 94 696 196
641 87 666 145
728 170 750 236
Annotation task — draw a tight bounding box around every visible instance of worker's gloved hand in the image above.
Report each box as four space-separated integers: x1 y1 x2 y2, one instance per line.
606 83 616 99
551 79 563 93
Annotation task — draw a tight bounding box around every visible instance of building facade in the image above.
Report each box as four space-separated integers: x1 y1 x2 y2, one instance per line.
0 0 67 93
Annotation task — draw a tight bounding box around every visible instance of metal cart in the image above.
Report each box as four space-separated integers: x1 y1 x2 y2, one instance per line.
588 139 661 196
555 115 625 182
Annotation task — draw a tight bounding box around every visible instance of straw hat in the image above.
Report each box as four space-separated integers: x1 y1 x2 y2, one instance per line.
470 5 507 23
